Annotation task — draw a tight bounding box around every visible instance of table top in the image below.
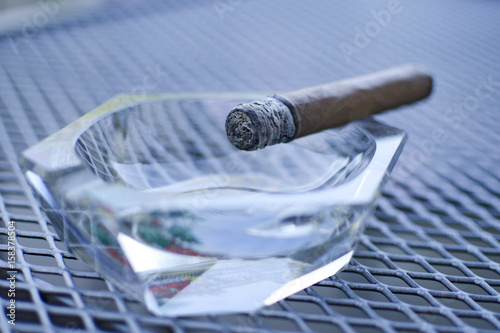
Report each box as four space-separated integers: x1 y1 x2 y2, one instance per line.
1 0 500 332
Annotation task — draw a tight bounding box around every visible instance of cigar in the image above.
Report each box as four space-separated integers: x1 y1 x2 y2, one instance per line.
225 64 433 151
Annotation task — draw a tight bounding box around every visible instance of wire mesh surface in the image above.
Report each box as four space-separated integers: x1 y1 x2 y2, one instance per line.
1 0 500 332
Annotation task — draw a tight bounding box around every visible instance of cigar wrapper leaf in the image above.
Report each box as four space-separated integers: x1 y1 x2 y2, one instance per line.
225 64 433 151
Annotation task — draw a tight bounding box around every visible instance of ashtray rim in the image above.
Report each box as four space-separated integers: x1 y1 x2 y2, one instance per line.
20 93 407 210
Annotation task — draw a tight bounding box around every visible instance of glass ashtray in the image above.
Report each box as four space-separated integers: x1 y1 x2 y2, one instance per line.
20 93 407 316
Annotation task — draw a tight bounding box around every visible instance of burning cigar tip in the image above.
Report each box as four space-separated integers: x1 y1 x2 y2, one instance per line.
226 64 433 151
225 110 258 151
225 97 296 151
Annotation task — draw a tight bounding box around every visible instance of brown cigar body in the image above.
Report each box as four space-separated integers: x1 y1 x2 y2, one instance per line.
225 64 433 151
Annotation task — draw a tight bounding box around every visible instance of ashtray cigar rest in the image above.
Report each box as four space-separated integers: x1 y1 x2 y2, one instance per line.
19 93 407 316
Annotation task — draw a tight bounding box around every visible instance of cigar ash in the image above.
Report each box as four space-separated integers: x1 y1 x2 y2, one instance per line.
225 110 257 151
225 98 296 151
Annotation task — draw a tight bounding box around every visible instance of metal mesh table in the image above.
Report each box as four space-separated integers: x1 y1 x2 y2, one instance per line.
1 0 500 332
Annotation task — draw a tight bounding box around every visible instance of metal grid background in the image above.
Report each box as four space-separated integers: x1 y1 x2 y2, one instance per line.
1 0 500 332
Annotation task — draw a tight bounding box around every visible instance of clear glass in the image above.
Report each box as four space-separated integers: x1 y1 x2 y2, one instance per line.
20 93 407 316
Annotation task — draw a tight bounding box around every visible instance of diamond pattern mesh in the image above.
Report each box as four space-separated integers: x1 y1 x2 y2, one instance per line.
1 0 500 332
